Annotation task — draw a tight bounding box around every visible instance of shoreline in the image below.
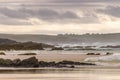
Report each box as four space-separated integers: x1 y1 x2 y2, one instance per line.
0 53 102 62
0 66 120 73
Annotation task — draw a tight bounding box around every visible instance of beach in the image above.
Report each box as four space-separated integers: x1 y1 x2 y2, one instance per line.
0 53 101 62
0 67 120 80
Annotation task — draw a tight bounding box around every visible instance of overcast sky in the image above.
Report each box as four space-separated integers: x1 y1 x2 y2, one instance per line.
0 0 120 34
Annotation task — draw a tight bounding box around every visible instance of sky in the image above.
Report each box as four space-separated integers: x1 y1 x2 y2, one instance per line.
0 0 120 34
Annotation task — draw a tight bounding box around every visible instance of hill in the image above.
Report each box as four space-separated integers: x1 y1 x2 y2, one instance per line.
0 33 120 45
0 38 17 45
0 38 54 50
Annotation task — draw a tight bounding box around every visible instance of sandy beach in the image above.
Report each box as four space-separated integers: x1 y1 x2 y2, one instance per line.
0 53 101 62
0 67 120 80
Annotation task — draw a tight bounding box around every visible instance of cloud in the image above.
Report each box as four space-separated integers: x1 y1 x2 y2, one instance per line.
1 0 119 3
97 6 120 18
51 0 120 4
0 15 31 25
0 7 99 25
0 7 29 19
0 7 79 20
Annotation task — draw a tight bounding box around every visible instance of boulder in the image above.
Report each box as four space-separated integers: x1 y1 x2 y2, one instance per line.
0 52 5 55
13 59 21 67
20 57 39 67
0 58 13 67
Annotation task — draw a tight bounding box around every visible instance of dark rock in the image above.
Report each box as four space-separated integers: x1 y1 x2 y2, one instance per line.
87 53 95 55
0 58 13 67
57 60 75 65
13 59 21 66
96 53 101 55
39 61 56 67
106 52 113 55
0 52 5 55
57 60 95 66
87 53 100 55
51 47 64 50
20 57 39 67
19 53 37 55
70 65 75 68
39 61 49 67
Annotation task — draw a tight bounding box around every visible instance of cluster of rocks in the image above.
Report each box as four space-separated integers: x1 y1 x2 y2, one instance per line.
18 53 37 55
0 57 95 68
0 57 39 67
51 47 64 50
86 52 113 55
87 53 101 55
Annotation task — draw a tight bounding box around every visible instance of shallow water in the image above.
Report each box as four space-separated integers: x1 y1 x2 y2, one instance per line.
1 48 120 55
0 68 120 80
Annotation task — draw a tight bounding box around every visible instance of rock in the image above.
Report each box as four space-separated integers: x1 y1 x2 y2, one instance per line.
39 61 56 67
87 53 100 55
58 60 75 65
51 47 64 50
70 65 75 68
106 52 113 55
87 53 95 55
96 53 101 55
0 58 13 67
57 60 96 66
0 52 5 55
39 61 49 67
19 53 37 55
20 57 39 67
13 59 21 66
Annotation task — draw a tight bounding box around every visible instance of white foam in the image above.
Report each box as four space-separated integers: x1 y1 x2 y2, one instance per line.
85 53 120 62
94 62 120 67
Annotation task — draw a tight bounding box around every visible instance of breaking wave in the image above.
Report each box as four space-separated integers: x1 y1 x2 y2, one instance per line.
85 53 120 62
85 53 120 66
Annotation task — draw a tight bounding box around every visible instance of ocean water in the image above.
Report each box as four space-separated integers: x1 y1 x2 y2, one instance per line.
1 48 120 54
0 68 120 80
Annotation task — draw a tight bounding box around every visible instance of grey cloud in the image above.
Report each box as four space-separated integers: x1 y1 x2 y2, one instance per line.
0 7 29 19
0 7 79 20
97 6 120 18
1 0 120 3
0 14 31 25
0 7 99 25
51 0 120 3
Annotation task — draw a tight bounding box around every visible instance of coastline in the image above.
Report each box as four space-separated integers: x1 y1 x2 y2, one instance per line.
0 66 119 74
0 53 102 62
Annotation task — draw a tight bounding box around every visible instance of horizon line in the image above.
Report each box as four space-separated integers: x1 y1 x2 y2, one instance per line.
0 32 120 36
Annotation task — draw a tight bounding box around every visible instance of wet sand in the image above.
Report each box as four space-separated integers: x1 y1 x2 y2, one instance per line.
0 67 120 80
0 53 101 62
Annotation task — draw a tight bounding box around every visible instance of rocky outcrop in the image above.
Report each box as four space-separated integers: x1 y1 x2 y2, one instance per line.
20 57 39 67
0 52 5 55
51 47 64 50
0 57 95 68
13 59 21 67
0 58 13 67
87 53 100 55
19 53 37 55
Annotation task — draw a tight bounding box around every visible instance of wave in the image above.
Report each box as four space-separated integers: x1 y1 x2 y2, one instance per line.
85 53 120 62
84 53 120 66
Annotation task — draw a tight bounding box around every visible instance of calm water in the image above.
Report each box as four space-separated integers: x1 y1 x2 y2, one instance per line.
0 68 120 80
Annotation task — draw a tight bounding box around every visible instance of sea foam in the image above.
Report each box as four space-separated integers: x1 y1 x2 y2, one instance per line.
85 53 120 62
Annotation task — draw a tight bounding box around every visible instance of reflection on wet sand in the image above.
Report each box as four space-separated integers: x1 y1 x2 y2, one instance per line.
0 68 120 80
